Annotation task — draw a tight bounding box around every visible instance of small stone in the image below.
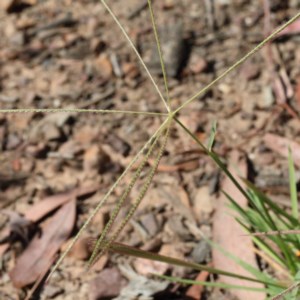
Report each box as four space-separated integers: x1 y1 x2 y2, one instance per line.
89 268 126 300
166 215 191 240
218 83 232 94
259 86 275 109
16 15 36 29
159 243 185 261
139 212 159 237
95 54 113 82
189 54 207 74
67 237 92 260
26 143 49 158
59 140 83 158
133 257 168 276
240 62 260 81
0 94 19 103
42 285 63 298
163 0 175 9
106 134 131 157
10 32 25 46
191 240 211 263
83 145 101 172
83 144 110 173
193 186 214 222
43 123 62 141
6 133 22 150
122 62 140 79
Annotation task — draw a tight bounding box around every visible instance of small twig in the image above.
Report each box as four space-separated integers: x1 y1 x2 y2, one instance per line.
25 255 58 300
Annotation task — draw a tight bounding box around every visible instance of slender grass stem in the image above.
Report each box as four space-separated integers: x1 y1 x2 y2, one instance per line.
173 11 300 115
147 0 170 108
0 108 167 116
175 117 250 201
101 0 170 112
87 122 166 265
34 3 300 296
88 120 171 267
46 116 170 282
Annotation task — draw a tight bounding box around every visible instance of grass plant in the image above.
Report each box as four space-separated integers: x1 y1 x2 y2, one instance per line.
1 1 300 299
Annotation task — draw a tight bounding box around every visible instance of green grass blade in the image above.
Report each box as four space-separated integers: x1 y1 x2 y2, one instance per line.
237 220 287 268
288 147 298 220
248 189 294 230
109 242 282 287
244 180 298 225
174 117 207 152
242 198 297 274
157 274 271 293
224 191 252 223
175 117 298 274
175 117 253 207
202 235 280 286
226 193 290 261
207 120 217 151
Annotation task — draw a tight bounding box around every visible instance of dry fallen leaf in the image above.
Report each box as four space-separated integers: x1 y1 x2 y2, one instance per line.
212 151 265 300
89 267 127 300
9 199 76 288
25 185 97 222
0 185 97 258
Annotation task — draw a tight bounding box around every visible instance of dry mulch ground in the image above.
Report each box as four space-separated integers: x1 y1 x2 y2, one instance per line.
0 0 300 299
